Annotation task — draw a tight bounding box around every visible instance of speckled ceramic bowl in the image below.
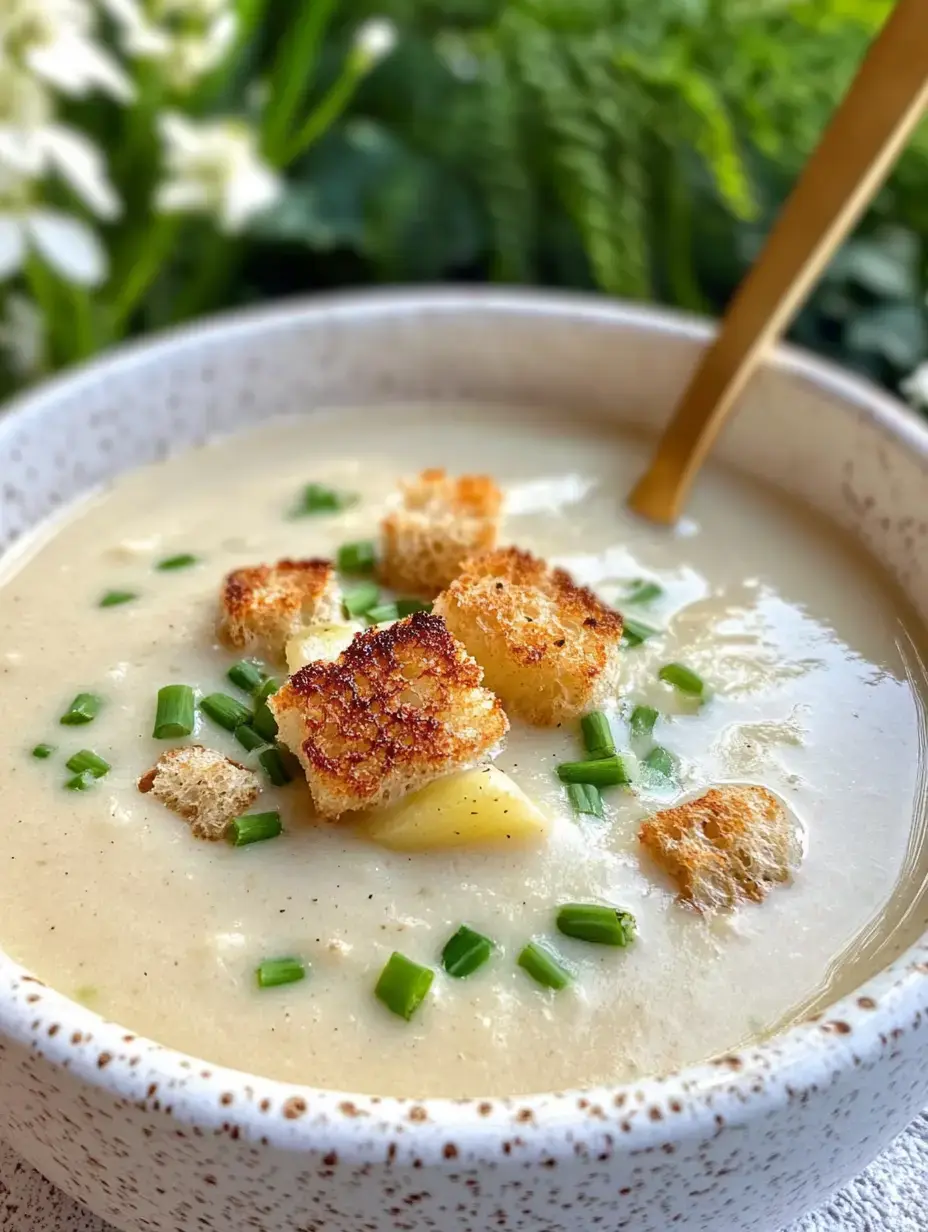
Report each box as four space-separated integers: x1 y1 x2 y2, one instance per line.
0 290 927 1232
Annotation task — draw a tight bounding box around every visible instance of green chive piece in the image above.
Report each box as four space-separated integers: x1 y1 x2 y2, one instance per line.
566 781 604 818
581 711 615 759
622 616 660 647
99 589 138 608
252 703 278 742
623 580 663 606
31 743 55 760
644 745 677 780
153 684 196 739
156 553 198 571
228 811 282 847
66 769 97 791
343 582 380 618
200 692 252 732
441 925 494 978
629 704 659 741
254 677 281 705
227 659 266 694
291 483 358 517
517 941 572 990
65 749 110 778
556 753 638 787
259 746 293 787
396 598 432 617
365 602 399 626
256 957 306 989
234 723 267 752
375 952 434 1020
658 662 705 696
337 540 377 574
556 903 637 947
60 693 102 725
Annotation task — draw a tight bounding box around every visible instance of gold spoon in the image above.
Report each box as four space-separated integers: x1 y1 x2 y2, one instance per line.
628 0 928 526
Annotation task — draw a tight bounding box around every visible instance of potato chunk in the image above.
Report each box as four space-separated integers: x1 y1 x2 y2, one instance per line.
358 766 548 851
285 622 360 673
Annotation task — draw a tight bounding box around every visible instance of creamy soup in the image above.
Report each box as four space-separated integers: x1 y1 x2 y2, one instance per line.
1 404 927 1098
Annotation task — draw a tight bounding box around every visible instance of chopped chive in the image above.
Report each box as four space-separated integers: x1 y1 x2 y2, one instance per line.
365 602 399 625
441 925 494 978
259 746 293 787
556 753 637 787
228 811 282 847
66 769 96 791
256 957 306 989
581 711 615 759
291 483 358 518
60 693 102 725
99 589 138 608
566 781 604 818
254 677 281 704
517 941 572 990
234 723 267 752
156 553 198 571
396 598 432 617
337 539 377 574
658 662 705 696
252 703 278 742
623 580 663 605
65 749 110 778
227 659 266 694
375 952 434 1020
621 616 660 647
152 684 195 739
343 582 380 618
629 704 659 741
556 903 637 947
31 743 55 760
199 692 252 732
644 745 677 780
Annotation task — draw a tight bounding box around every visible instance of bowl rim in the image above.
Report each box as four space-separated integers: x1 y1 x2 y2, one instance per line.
2 287 927 1159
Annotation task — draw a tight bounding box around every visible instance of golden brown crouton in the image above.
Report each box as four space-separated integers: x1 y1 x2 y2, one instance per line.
218 558 341 661
433 546 623 725
269 610 508 819
380 468 502 597
138 746 260 840
638 784 799 913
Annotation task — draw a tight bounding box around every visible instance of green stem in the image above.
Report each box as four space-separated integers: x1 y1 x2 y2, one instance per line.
262 0 339 163
69 287 97 359
26 257 65 368
279 55 367 165
108 215 180 331
168 230 240 325
662 147 708 314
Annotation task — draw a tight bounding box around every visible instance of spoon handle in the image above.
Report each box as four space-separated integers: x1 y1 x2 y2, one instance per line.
629 0 928 525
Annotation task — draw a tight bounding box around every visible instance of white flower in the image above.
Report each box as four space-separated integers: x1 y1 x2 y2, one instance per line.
1 0 134 101
352 18 397 68
155 112 281 233
0 123 120 218
0 167 107 285
901 362 928 410
104 0 236 92
0 292 45 377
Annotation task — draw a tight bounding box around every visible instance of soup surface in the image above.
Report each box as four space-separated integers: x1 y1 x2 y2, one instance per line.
0 404 926 1097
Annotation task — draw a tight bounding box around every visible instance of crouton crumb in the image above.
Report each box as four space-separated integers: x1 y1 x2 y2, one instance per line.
379 468 502 597
269 610 508 819
433 546 623 725
138 746 260 841
218 558 341 661
638 784 799 913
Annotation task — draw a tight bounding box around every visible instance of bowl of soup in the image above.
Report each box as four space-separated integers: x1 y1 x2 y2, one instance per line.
0 289 926 1232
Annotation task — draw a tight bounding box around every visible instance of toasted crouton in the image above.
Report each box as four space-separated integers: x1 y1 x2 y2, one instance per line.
433 546 623 725
638 784 799 913
138 746 260 840
218 558 341 661
269 610 508 819
380 468 502 597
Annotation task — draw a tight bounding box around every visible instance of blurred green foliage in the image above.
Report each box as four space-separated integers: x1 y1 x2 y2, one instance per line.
249 0 928 392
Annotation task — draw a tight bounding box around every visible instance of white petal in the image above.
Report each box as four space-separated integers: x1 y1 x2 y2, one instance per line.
157 111 199 157
0 217 27 281
0 129 44 176
28 38 135 103
221 165 281 231
155 179 209 214
44 126 121 220
26 210 107 286
353 19 397 65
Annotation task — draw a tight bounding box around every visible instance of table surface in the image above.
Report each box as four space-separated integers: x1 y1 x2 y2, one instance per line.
1 1116 926 1231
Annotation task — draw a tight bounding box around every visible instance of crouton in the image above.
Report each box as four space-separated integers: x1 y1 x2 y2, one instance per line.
638 784 799 913
380 468 503 597
138 746 260 840
269 610 508 819
433 546 623 725
218 558 341 661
